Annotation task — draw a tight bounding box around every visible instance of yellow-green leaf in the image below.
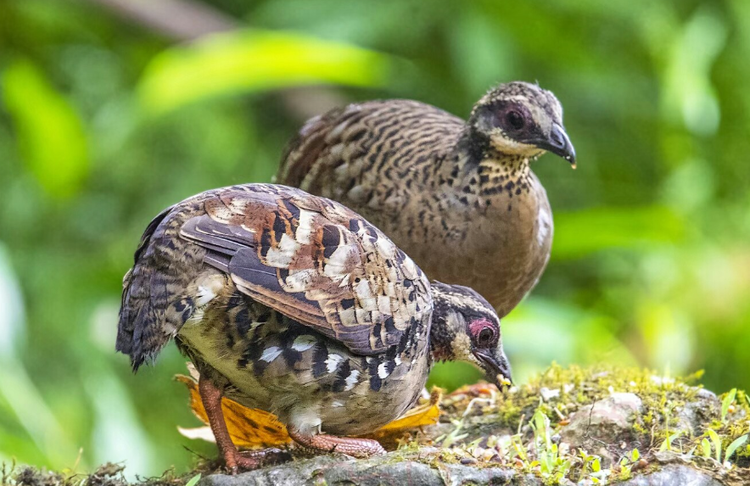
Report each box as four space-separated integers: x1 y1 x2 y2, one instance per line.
707 429 722 462
553 205 685 260
721 388 737 422
2 60 89 198
725 435 748 463
185 473 201 486
138 30 390 116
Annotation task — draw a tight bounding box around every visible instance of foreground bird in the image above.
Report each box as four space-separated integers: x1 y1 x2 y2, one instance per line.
278 81 575 316
117 183 510 472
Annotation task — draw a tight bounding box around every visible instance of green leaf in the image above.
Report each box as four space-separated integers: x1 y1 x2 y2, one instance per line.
2 60 89 198
185 473 201 486
721 388 737 422
631 448 640 462
660 431 683 452
702 438 712 458
725 435 748 463
138 30 390 116
531 408 552 450
707 429 722 462
552 206 685 260
662 6 727 136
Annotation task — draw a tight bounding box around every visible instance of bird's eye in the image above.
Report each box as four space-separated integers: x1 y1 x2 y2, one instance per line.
477 327 495 347
505 111 525 131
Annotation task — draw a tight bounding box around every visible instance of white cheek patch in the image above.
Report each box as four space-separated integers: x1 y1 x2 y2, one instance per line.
490 131 539 157
450 333 473 361
194 274 225 306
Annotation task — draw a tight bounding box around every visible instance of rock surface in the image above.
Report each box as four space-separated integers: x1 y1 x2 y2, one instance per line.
191 366 750 486
617 464 722 486
198 455 728 486
7 366 746 486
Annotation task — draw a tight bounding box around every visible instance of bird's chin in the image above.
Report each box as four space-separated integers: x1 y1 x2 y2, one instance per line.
489 137 542 160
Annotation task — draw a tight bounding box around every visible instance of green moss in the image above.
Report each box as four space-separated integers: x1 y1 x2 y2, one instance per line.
5 365 750 485
389 364 750 484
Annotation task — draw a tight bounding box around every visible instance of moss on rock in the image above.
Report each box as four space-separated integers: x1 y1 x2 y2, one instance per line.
4 365 750 486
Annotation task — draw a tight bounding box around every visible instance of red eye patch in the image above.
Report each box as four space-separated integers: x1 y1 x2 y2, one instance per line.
469 318 495 339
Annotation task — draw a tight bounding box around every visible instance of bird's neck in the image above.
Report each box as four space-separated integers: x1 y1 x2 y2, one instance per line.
433 128 532 199
427 296 461 364
428 323 450 363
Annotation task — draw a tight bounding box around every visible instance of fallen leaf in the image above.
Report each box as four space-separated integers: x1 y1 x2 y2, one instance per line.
176 364 441 449
175 372 291 449
368 388 442 438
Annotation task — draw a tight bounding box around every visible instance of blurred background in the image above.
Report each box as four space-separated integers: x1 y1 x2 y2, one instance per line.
1 0 749 476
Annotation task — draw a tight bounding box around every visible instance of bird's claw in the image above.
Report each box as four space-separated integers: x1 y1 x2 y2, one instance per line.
224 448 291 474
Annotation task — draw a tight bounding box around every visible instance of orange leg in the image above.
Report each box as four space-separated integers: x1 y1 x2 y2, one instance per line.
287 428 385 458
199 376 288 473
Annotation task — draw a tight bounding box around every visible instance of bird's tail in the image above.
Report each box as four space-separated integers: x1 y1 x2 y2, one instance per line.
117 201 204 371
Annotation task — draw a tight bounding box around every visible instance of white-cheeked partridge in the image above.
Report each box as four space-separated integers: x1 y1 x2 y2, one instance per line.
278 81 575 316
116 183 511 472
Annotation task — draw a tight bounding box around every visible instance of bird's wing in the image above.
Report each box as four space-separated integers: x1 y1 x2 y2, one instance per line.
180 184 433 355
276 100 464 196
276 104 361 192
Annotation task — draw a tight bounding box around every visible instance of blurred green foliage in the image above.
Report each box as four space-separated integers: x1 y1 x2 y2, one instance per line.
0 0 749 477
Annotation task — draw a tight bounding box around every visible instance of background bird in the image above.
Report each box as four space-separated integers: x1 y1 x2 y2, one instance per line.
116 183 511 472
277 81 575 316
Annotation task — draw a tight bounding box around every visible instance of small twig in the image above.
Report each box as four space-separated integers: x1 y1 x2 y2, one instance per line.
462 391 496 419
76 0 346 121
76 0 237 42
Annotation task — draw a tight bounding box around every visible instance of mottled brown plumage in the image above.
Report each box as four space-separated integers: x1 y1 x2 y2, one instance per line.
117 183 510 471
278 82 575 316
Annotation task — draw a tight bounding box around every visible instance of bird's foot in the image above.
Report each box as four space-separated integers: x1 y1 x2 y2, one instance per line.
288 429 386 458
223 448 291 474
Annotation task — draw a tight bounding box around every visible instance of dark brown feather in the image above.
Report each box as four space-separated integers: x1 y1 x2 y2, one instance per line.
117 184 433 369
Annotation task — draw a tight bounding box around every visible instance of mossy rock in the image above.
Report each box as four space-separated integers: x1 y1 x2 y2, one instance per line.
5 365 750 486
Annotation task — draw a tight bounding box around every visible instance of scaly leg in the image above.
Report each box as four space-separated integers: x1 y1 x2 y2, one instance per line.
198 376 288 473
287 427 385 458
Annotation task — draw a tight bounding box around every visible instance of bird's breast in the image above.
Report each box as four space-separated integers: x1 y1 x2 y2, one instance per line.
394 173 553 316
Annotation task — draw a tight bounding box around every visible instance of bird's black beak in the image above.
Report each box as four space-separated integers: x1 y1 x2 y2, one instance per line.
473 348 513 390
532 123 576 169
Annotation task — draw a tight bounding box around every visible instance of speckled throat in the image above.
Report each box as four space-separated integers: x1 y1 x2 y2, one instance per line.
279 100 553 316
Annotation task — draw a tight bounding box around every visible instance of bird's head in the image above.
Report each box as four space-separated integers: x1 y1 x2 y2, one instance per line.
468 81 576 167
429 282 512 389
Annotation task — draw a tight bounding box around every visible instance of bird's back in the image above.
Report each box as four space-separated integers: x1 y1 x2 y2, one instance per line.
117 183 434 369
279 100 465 210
